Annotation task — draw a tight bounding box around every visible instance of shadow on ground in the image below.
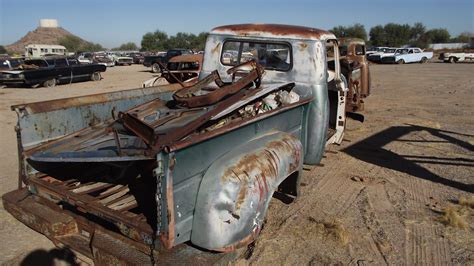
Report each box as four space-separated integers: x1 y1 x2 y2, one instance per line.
19 247 79 266
343 124 474 193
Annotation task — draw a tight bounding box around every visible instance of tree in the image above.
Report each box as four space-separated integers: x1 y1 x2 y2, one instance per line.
0 45 6 54
59 35 83 52
114 42 138 51
168 32 194 49
192 32 209 51
451 32 473 43
330 23 367 41
410 22 426 41
81 42 104 52
141 30 169 51
424 28 451 43
140 30 209 52
384 23 412 47
369 25 387 46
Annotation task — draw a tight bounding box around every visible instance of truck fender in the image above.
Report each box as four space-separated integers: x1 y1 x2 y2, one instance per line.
191 131 303 252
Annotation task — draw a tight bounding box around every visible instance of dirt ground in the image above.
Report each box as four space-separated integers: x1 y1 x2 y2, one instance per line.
0 63 472 264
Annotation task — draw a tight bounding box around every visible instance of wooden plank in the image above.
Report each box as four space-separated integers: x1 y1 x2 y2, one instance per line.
72 182 109 194
99 188 130 205
96 185 125 199
116 201 138 212
109 197 136 210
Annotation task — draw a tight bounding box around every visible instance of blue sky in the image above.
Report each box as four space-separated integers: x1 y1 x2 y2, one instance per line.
1 0 473 48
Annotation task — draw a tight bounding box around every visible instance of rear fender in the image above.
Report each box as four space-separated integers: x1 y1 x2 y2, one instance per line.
191 131 303 252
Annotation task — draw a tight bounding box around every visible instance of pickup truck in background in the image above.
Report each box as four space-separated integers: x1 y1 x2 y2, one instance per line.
0 56 106 88
381 47 433 64
143 49 194 73
142 54 203 87
439 52 474 63
2 24 363 264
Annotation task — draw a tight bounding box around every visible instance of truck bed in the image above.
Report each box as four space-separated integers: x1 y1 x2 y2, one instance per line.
2 186 238 264
27 174 155 246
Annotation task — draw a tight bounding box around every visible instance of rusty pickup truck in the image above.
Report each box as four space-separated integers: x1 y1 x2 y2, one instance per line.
3 24 358 264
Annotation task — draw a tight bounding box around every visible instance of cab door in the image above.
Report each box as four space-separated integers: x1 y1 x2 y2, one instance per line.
53 58 73 84
326 39 347 145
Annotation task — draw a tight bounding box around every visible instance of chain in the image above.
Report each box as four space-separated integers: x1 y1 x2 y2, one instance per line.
149 167 163 265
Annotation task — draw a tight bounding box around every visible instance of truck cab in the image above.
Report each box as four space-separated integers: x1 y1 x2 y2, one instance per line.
3 24 351 264
338 38 371 112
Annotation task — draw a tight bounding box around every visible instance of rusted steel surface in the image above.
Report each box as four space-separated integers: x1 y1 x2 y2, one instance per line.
173 60 264 108
3 189 240 265
2 189 79 239
191 131 302 251
339 37 371 112
212 23 336 40
168 54 203 64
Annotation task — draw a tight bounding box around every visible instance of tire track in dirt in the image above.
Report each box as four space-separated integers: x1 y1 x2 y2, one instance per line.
382 131 453 266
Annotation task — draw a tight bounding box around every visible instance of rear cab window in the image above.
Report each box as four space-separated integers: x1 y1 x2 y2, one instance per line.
355 45 365 55
221 40 292 71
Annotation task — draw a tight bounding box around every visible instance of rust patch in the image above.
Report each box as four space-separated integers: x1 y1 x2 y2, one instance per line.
211 42 221 54
222 134 301 212
212 24 334 40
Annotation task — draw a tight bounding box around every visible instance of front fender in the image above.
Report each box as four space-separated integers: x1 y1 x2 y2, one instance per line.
191 131 302 251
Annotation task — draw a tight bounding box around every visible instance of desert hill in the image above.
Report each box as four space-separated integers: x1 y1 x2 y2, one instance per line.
5 26 89 54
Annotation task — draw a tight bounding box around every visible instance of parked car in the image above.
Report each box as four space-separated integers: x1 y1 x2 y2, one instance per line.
0 56 106 88
439 52 474 63
77 52 94 64
339 38 371 112
367 47 398 62
366 46 390 56
3 24 364 263
0 57 24 71
108 52 133 66
143 49 194 73
381 48 433 64
128 52 145 64
92 52 115 67
142 54 203 87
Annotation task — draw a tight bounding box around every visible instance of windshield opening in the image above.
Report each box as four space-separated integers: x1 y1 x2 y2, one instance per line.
221 40 292 71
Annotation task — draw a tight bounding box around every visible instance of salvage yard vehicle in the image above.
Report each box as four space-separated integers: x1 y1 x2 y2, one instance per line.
381 47 433 64
108 52 134 66
0 56 24 71
129 52 145 64
144 49 194 73
339 38 371 112
367 47 398 62
439 52 474 63
93 52 115 67
365 46 389 56
3 24 356 264
142 54 203 87
0 56 106 88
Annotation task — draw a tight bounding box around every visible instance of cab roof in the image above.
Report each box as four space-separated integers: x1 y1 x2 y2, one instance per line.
338 38 366 45
211 24 336 41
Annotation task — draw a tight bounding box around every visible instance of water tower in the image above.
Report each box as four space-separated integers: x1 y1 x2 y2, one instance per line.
39 19 59 28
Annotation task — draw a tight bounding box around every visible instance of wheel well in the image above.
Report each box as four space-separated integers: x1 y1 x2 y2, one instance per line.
273 171 299 204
